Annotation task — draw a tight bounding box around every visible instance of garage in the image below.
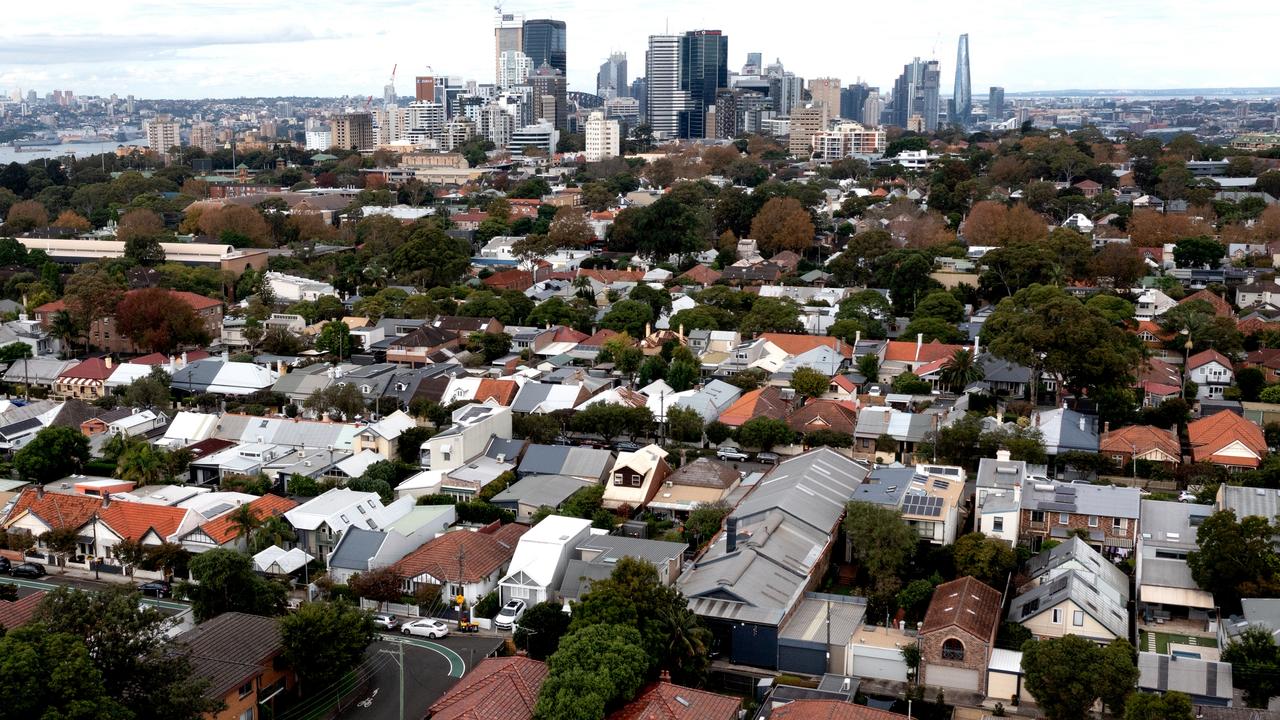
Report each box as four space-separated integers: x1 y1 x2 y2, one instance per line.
924 664 980 692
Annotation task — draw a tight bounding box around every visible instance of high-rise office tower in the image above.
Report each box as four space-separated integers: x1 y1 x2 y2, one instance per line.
645 35 684 139
742 52 763 75
769 73 804 117
862 91 884 127
495 12 524 86
952 34 971 126
841 82 871 122
988 86 1005 119
529 64 568 131
809 78 842 117
498 51 534 89
523 19 567 77
679 30 728 139
630 77 648 118
597 52 628 99
713 89 740 139
415 76 435 102
890 57 940 131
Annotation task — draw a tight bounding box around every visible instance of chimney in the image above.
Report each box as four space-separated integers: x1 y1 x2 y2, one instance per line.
659 670 672 682
1078 416 1086 432
102 494 110 508
915 333 924 363
221 350 230 363
181 351 188 368
36 486 44 499
277 360 285 375
854 330 861 347
678 324 684 343
644 322 652 338
725 516 738 553
1103 421 1110 434
104 356 112 369
973 334 980 357
996 449 1011 462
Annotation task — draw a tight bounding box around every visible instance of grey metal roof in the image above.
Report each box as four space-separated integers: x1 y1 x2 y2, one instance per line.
852 467 914 507
484 437 527 462
327 527 386 570
1026 537 1130 599
1140 500 1213 551
1021 480 1141 519
170 359 224 393
778 593 867 643
734 447 870 531
1008 569 1129 640
517 444 614 481
510 382 554 413
1034 407 1099 454
557 559 614 600
1219 485 1280 521
1138 652 1232 701
1223 598 1280 643
576 534 687 565
491 474 593 510
975 456 1028 490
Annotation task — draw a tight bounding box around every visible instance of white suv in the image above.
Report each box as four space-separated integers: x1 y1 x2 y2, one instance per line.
494 599 527 630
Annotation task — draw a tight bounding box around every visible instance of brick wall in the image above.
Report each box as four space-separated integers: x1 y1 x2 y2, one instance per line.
1019 509 1133 549
920 627 990 694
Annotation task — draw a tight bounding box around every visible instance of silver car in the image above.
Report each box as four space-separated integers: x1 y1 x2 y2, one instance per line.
372 613 399 630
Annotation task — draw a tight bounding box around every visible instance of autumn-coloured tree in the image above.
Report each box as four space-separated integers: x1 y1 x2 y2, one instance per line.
180 178 210 198
1002 204 1049 244
62 264 126 353
286 208 334 243
116 208 166 244
547 206 595 248
750 196 815 255
1128 209 1210 248
4 199 48 232
115 287 213 353
52 210 92 231
702 145 741 174
197 204 271 246
962 201 1006 244
1090 244 1148 289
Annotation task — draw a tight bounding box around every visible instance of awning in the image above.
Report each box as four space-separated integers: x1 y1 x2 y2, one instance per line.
1140 584 1216 610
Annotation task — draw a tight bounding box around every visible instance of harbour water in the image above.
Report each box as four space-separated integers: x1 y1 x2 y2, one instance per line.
0 139 148 165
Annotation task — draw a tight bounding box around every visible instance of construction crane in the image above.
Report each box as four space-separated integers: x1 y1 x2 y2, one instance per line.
363 95 373 112
390 63 397 88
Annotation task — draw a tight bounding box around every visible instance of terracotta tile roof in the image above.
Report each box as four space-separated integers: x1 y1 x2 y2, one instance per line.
186 437 236 458
131 350 211 365
474 379 519 406
1240 318 1280 337
883 340 963 364
577 268 645 283
1100 425 1180 458
1133 321 1174 343
451 211 489 224
922 576 1001 640
392 523 528 583
5 489 101 531
787 399 859 435
196 495 299 546
58 357 115 381
581 329 621 348
98 502 191 542
0 590 45 630
1188 348 1234 371
760 333 853 358
427 656 546 720
679 265 722 285
717 385 789 428
552 326 589 343
610 681 741 720
1179 290 1232 318
1137 358 1182 387
483 269 534 292
770 700 908 720
1188 411 1267 467
1245 348 1280 370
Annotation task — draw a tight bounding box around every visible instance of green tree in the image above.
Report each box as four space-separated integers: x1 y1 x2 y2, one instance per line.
1188 510 1280 609
314 320 353 359
348 476 394 505
735 416 793 451
892 371 933 394
843 501 918 603
790 366 830 400
0 627 130 720
600 300 654 338
33 585 219 720
1222 626 1280 707
667 405 704 443
664 359 699 392
514 413 563 444
535 623 651 720
1124 691 1194 720
902 316 966 344
13 425 90 482
304 382 367 420
739 296 802 334
280 600 376 694
912 290 965 323
0 342 31 363
1172 236 1226 269
183 548 286 621
682 502 730 549
951 532 1017 587
467 331 513 362
116 440 171 486
705 421 732 445
1022 636 1139 720
938 348 984 394
514 600 573 661
122 366 172 408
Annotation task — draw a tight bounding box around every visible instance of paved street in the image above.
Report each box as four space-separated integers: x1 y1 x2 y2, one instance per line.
2 572 188 612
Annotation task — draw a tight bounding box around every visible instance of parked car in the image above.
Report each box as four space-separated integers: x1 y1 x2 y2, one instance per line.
755 452 779 465
401 618 449 638
494 599 527 630
138 580 172 598
614 441 641 453
716 447 749 461
1179 490 1199 503
10 562 45 578
372 613 400 630
0 556 10 574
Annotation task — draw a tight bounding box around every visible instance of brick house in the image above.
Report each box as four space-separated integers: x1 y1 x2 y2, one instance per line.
35 289 223 355
386 324 459 366
54 357 116 400
919 576 1002 695
1018 480 1141 555
175 612 296 720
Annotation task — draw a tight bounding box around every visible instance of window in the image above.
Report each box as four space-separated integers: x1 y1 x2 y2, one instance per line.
1030 511 1045 523
239 680 254 698
1112 517 1124 532
1052 608 1063 624
630 473 642 488
992 517 1004 533
238 709 254 720
941 638 965 661
1088 515 1099 528
1073 610 1085 626
1058 513 1068 525
614 472 626 486
512 586 530 599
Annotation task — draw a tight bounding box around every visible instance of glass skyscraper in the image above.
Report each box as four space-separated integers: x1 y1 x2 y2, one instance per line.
953 34 972 126
679 30 728 139
522 19 567 77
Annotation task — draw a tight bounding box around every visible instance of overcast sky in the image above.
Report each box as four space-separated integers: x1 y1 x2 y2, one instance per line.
4 0 1278 100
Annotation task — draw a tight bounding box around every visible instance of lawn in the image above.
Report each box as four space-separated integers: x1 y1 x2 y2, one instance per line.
1139 629 1218 654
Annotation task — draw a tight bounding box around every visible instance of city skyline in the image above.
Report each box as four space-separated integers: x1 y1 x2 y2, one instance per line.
4 1 1279 100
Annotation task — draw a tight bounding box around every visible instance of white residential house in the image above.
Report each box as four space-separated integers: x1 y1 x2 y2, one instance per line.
283 487 415 559
601 444 672 510
498 515 594 605
419 402 512 471
1236 279 1280 308
1133 289 1177 321
1186 349 1234 400
264 271 337 303
974 451 1030 546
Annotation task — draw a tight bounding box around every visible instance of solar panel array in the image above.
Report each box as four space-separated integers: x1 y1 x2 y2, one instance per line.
902 494 943 517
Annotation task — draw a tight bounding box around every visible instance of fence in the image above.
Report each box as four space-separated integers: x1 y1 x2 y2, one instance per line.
359 598 422 618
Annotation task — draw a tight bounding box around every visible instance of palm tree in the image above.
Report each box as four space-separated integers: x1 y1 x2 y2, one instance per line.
116 442 167 486
226 504 262 546
251 515 296 553
49 310 79 359
938 348 984 394
657 602 712 683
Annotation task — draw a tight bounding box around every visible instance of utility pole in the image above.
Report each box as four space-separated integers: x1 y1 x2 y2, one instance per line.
377 638 405 720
